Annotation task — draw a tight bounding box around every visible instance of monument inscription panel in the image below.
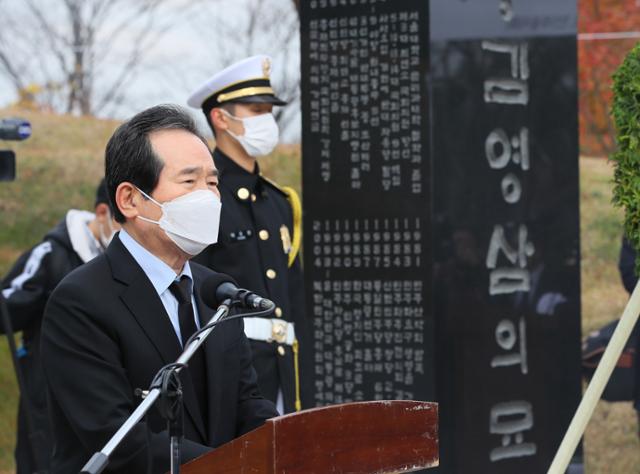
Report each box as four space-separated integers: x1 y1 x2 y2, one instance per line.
301 0 434 406
301 1 580 472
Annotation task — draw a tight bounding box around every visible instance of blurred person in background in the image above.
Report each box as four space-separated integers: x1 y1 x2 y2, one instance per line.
1 178 119 473
618 235 640 435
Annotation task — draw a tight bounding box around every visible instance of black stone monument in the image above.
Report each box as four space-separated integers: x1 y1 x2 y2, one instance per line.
300 1 581 472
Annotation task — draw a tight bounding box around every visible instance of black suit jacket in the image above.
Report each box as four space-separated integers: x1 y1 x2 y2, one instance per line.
41 234 277 473
618 236 640 407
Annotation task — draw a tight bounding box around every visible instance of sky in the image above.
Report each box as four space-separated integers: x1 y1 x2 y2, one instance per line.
0 0 302 142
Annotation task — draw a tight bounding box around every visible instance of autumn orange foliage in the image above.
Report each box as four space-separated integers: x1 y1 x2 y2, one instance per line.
578 0 640 157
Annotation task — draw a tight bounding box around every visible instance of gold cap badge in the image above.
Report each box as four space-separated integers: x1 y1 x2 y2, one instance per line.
262 57 271 78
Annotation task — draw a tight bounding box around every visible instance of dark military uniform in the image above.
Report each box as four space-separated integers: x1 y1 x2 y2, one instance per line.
193 149 311 413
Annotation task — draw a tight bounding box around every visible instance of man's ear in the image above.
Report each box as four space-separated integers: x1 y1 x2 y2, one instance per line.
115 182 140 220
94 202 110 221
210 108 229 133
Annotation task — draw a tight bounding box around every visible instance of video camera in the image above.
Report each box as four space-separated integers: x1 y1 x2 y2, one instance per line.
1 117 32 182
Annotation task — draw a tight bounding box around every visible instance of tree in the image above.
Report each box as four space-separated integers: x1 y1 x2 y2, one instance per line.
578 0 640 157
0 0 201 116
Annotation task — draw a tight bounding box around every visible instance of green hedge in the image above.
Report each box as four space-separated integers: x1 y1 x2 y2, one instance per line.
612 42 640 274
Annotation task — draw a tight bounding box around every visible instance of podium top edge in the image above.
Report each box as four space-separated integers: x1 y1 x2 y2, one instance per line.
270 400 438 422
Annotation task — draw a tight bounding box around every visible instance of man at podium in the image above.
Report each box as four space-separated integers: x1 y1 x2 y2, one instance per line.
41 105 279 473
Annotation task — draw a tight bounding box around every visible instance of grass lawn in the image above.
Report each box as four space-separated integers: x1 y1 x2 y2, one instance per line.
0 109 637 471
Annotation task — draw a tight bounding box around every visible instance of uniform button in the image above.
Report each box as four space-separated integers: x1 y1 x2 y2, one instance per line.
274 307 283 318
237 187 250 200
251 193 257 202
266 269 277 279
259 230 269 240
277 346 286 356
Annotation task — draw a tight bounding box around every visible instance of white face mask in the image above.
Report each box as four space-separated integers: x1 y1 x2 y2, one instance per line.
136 187 222 256
223 110 279 157
99 209 116 249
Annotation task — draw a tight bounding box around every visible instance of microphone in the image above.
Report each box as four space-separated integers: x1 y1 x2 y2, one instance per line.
201 273 275 310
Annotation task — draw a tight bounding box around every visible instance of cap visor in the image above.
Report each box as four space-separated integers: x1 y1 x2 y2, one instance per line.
229 94 287 106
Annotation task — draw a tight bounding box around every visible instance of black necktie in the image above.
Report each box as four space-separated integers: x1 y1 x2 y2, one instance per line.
169 276 207 426
169 276 198 347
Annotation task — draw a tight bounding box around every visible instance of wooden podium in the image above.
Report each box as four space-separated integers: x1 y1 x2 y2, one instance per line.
181 400 438 473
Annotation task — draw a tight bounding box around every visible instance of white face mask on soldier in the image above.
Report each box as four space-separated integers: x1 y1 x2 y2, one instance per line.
135 186 222 256
222 109 279 157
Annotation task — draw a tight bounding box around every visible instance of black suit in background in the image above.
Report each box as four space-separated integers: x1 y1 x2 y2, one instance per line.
618 236 640 411
41 234 278 474
1 216 85 473
193 149 313 413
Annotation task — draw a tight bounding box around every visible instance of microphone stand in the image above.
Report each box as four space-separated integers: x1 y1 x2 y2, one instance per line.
80 299 232 474
150 361 184 474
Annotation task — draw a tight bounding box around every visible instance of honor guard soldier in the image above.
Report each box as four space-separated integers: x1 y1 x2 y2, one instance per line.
188 55 311 414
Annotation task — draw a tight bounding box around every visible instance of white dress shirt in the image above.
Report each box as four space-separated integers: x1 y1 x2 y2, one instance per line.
119 229 200 346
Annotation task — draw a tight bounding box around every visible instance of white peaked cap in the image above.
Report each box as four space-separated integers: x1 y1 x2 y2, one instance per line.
187 55 286 111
